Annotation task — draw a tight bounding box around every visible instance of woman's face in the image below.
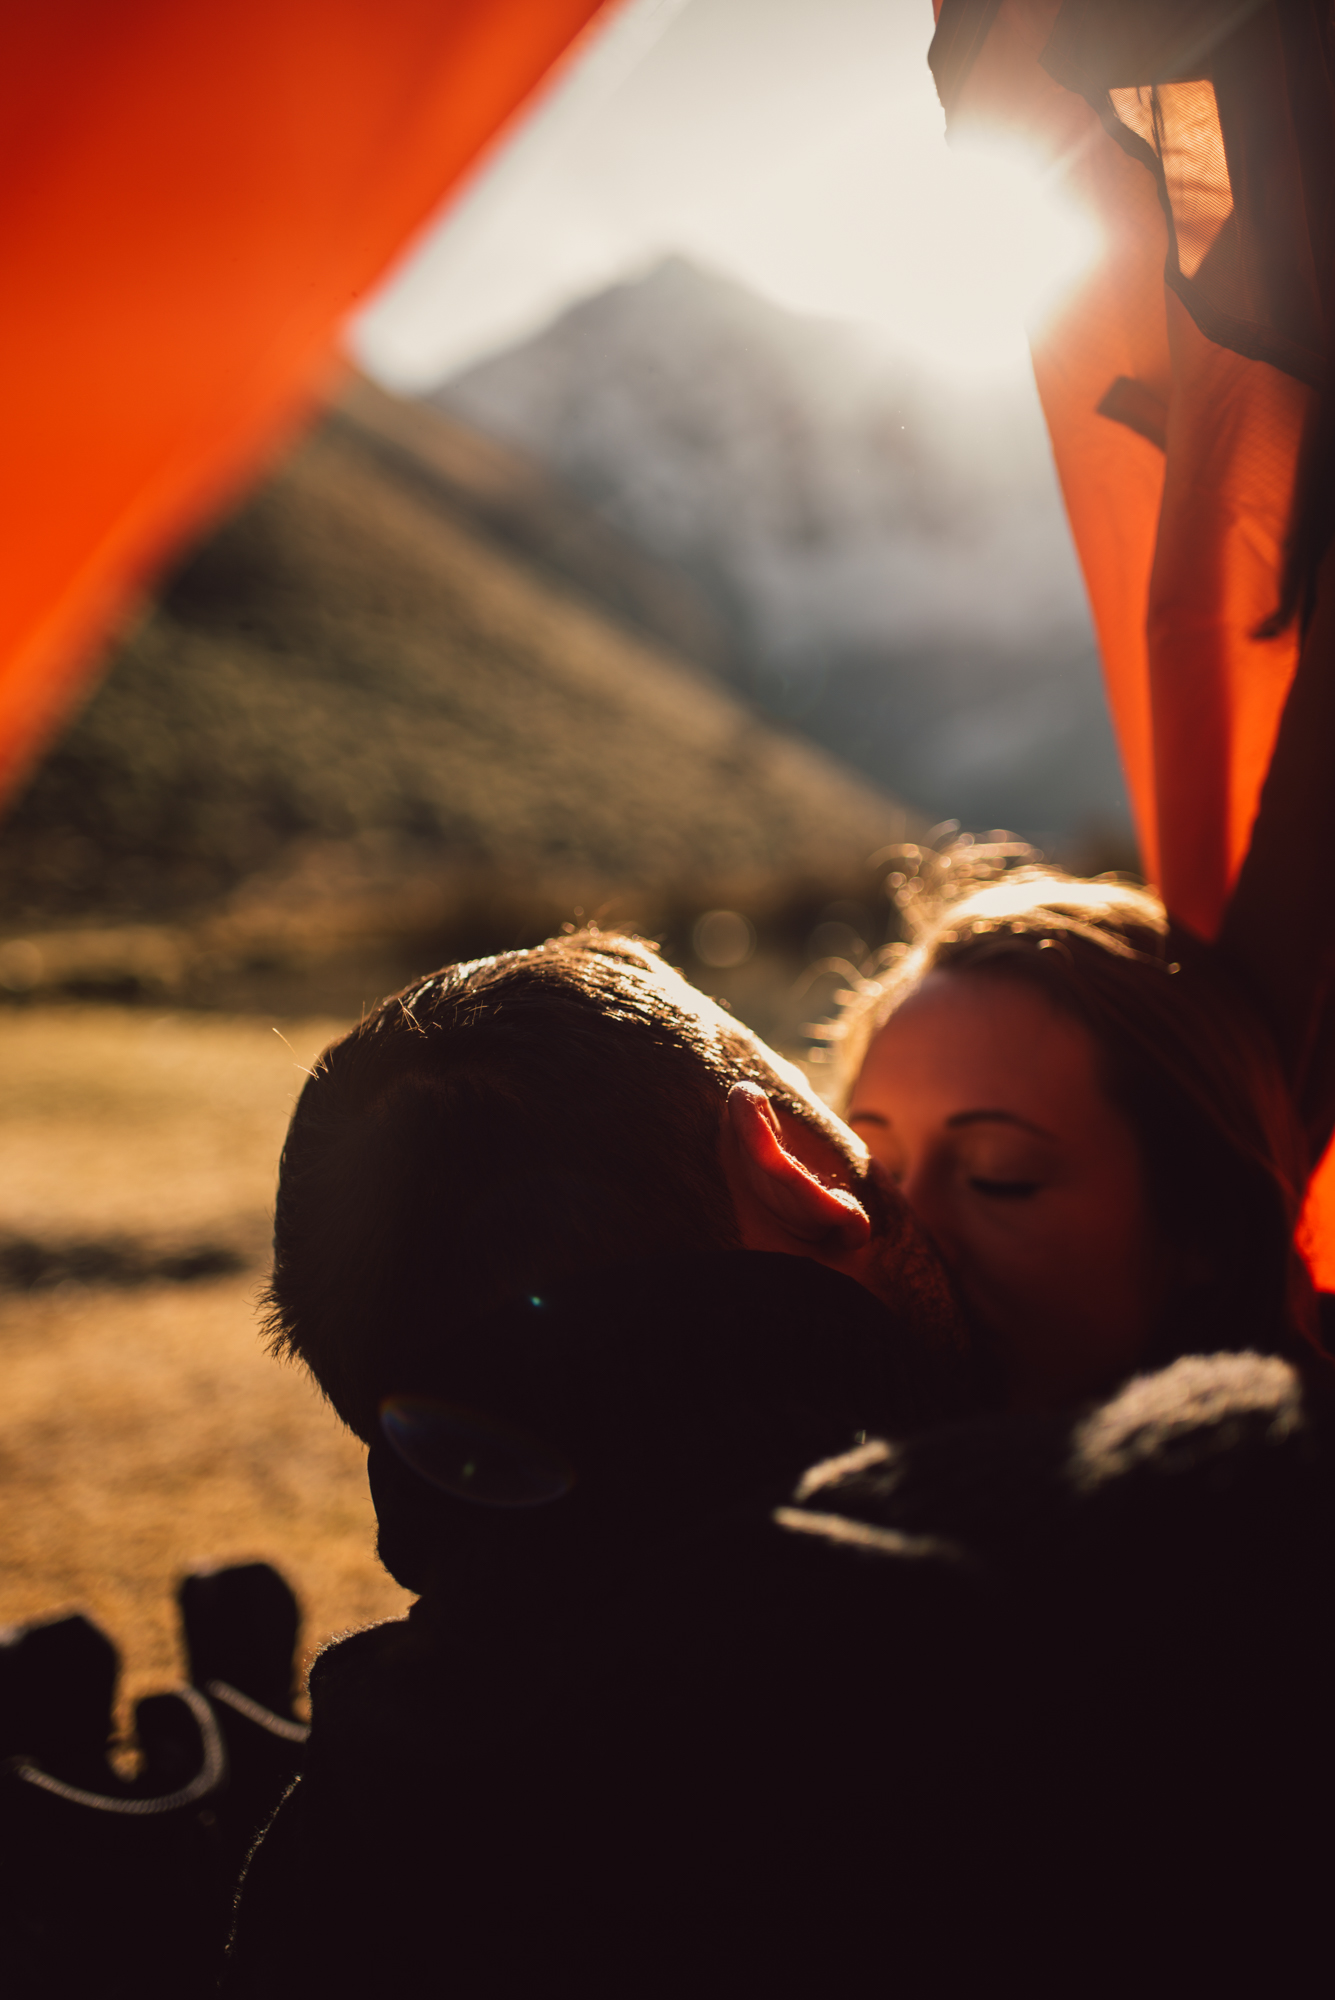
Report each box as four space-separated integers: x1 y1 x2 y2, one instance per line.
847 966 1166 1408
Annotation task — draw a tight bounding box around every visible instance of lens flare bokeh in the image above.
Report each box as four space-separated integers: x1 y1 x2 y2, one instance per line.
380 1394 575 1508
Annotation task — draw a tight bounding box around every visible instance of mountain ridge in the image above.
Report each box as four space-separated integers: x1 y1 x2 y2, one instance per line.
434 256 1131 844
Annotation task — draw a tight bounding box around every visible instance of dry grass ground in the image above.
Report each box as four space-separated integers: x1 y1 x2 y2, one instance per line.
0 1005 411 1720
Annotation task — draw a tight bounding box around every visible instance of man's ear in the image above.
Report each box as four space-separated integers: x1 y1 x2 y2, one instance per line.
725 1083 871 1251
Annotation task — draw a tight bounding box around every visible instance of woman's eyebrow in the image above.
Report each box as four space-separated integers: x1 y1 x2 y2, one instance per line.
946 1108 1057 1140
847 1109 889 1127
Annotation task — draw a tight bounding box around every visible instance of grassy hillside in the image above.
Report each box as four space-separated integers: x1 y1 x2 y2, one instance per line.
0 387 913 1028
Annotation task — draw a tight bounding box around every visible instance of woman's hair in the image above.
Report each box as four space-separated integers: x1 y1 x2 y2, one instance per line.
825 842 1320 1367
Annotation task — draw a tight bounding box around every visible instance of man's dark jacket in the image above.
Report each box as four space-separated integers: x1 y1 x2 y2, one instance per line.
226 1256 1335 1994
225 1252 990 1993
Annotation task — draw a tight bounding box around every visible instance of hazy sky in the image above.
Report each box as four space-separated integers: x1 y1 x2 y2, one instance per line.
351 0 1098 391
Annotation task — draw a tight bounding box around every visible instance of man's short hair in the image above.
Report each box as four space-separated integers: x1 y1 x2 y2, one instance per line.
263 932 834 1439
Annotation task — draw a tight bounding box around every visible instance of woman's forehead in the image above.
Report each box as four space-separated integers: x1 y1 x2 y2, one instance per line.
857 968 1104 1115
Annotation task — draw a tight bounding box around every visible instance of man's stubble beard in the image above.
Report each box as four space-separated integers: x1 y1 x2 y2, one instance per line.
860 1160 972 1364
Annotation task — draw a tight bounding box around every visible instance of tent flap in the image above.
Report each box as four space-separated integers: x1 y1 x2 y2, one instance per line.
930 0 1335 1280
0 0 612 806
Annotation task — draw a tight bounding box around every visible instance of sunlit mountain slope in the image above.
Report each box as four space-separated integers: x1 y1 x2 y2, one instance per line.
0 388 910 986
437 257 1131 843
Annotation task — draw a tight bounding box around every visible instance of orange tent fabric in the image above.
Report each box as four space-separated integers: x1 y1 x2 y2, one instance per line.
929 0 1335 1283
0 0 611 808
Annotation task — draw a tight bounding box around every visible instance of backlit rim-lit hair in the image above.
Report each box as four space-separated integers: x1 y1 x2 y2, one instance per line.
822 842 1319 1370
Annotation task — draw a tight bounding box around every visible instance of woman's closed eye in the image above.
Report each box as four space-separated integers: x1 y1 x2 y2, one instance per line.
958 1137 1055 1200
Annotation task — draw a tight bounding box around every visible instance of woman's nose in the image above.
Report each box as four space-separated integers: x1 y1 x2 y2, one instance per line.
900 1159 959 1267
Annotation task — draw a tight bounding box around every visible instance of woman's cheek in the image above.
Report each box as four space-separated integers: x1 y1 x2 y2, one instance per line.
958 1199 1087 1319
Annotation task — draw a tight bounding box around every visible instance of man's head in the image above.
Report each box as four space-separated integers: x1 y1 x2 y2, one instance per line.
265 931 961 1440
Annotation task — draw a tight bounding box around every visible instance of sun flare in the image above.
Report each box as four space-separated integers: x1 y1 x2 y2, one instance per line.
889 136 1100 373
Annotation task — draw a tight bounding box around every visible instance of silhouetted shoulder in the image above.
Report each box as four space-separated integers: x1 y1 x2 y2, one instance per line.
786 1349 1334 1568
